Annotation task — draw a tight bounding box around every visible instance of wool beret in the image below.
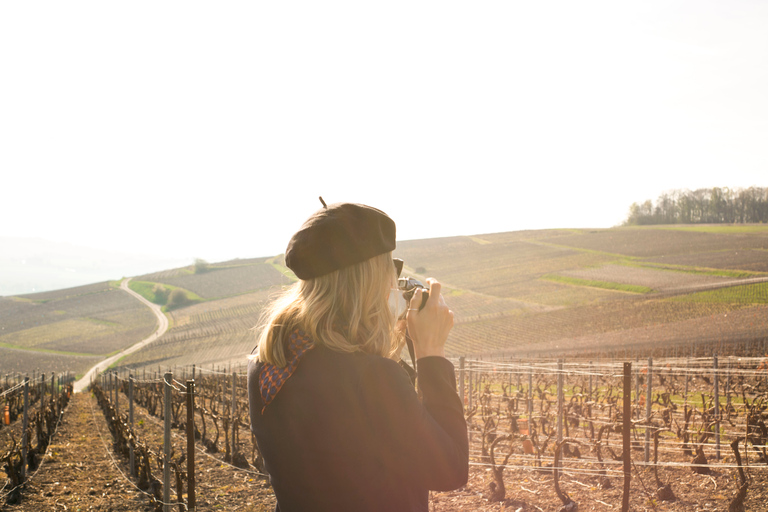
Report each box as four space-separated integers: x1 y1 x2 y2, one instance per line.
285 201 396 280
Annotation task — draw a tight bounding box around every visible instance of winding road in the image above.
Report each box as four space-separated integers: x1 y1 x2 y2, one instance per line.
73 278 169 393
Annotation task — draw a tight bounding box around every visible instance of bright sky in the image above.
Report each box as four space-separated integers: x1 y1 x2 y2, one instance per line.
2 1 766 263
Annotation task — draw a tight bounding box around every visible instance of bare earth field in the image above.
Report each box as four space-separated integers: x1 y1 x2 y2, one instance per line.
557 264 762 293
0 284 157 375
0 346 102 377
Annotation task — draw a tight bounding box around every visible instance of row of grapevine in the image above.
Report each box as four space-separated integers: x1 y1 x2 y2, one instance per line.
20 353 767 510
1 372 74 505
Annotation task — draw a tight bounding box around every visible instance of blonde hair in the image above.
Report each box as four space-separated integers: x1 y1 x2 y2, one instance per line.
254 252 402 367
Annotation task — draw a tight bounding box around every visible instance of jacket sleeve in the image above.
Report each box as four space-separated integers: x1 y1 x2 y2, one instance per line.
361 355 469 491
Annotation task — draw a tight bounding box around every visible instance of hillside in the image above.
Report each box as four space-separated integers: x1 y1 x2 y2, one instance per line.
2 225 768 377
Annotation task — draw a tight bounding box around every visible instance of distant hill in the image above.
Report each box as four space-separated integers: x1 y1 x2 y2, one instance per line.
0 237 192 296
3 225 768 377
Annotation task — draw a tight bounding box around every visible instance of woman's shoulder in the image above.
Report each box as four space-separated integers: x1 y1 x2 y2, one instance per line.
312 346 408 378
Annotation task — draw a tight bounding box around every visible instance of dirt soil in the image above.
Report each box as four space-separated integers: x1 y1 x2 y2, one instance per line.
4 392 767 511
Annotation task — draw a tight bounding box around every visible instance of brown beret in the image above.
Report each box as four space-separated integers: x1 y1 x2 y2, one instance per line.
285 201 396 280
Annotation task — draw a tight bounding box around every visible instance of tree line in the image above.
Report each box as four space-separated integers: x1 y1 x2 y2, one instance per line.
624 186 768 225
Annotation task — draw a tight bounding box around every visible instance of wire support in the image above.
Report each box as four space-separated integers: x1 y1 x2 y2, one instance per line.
138 404 268 477
0 381 26 398
0 399 69 501
87 390 188 510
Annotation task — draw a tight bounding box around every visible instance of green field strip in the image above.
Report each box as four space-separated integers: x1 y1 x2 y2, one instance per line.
21 285 117 304
267 258 297 282
210 261 268 270
524 239 639 260
8 296 35 303
129 280 205 305
624 260 767 279
541 274 654 294
0 342 102 357
666 281 768 304
648 225 768 235
82 316 121 327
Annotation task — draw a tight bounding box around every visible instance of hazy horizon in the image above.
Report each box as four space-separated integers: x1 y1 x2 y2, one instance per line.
2 1 767 266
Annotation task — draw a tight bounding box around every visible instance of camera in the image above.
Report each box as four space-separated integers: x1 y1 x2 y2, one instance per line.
397 277 430 311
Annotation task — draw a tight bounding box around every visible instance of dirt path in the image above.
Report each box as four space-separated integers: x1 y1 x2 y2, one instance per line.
4 392 149 511
74 278 169 393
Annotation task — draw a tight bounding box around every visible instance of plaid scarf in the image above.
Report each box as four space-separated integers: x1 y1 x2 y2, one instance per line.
259 329 315 413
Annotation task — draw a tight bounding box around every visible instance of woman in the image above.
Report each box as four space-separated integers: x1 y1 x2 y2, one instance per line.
247 200 468 512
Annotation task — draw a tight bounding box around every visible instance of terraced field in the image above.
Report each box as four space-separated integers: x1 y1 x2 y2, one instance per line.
397 225 768 359
3 225 768 376
0 282 157 376
113 288 276 371
136 257 292 299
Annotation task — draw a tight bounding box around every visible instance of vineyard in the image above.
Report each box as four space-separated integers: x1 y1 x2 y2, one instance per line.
3 355 768 510
2 225 768 509
1 372 74 504
0 281 157 376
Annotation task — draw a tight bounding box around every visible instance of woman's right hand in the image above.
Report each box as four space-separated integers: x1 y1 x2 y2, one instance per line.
406 278 454 359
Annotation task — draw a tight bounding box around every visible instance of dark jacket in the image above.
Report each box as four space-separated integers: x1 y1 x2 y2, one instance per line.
247 344 468 512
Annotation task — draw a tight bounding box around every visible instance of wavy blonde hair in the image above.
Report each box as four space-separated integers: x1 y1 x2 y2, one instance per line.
254 252 402 367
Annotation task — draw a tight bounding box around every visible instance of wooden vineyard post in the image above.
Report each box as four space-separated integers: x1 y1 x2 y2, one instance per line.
725 359 731 427
163 372 172 512
557 359 563 445
527 370 533 418
21 376 29 481
713 355 720 461
634 358 639 419
645 357 652 463
187 379 196 512
622 362 631 512
115 372 119 418
129 375 135 478
468 362 473 410
231 372 237 460
221 372 226 414
40 373 45 418
459 357 465 407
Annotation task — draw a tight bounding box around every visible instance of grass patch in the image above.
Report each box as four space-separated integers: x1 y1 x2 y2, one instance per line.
108 355 127 369
82 317 120 327
529 240 639 260
625 261 762 279
129 280 204 305
652 225 768 235
0 342 99 357
667 282 768 304
128 280 166 304
267 258 297 282
542 274 654 294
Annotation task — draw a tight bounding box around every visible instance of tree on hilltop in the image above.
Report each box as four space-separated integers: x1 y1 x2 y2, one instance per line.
624 186 768 225
194 258 210 274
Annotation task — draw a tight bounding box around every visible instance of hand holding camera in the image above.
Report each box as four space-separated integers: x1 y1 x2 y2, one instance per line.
401 277 454 360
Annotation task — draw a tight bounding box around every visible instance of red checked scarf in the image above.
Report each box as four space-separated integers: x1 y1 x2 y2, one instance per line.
259 329 315 413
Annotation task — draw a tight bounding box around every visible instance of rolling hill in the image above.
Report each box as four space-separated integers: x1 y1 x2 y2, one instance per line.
2 224 767 377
